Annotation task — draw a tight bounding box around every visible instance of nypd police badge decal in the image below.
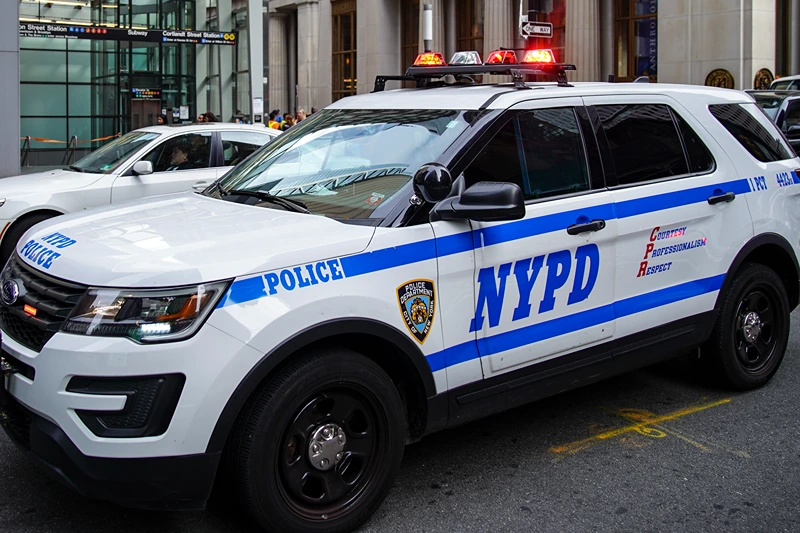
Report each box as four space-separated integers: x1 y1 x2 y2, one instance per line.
397 279 435 344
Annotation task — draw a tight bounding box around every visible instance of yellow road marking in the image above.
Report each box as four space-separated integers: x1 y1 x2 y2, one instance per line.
550 398 731 455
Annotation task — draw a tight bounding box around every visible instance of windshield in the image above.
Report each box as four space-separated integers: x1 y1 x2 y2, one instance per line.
71 131 161 174
752 94 786 120
211 109 474 219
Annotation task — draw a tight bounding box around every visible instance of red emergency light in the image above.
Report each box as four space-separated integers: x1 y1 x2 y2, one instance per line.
521 49 556 64
485 50 517 65
413 52 447 66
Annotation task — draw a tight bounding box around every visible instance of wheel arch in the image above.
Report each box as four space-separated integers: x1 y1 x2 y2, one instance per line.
1 209 65 248
206 318 440 454
716 233 800 311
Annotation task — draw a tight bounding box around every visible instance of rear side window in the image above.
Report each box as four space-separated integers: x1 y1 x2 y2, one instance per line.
595 104 688 185
709 103 794 162
673 112 715 173
463 107 590 200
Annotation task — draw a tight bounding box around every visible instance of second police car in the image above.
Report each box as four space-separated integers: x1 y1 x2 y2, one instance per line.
2 49 800 533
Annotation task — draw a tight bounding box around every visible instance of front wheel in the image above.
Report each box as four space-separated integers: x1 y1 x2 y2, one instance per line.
229 349 406 533
702 263 790 390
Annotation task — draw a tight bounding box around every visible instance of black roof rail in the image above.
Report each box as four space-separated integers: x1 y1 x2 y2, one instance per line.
372 63 577 92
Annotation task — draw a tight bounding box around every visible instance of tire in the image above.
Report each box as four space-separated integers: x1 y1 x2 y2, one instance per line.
0 213 56 266
702 263 790 390
228 349 406 533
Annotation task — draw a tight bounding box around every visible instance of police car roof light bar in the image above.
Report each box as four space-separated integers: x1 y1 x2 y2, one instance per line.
413 52 447 66
402 62 576 89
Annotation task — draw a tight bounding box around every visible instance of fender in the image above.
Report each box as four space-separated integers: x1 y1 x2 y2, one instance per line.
715 232 800 310
205 318 438 453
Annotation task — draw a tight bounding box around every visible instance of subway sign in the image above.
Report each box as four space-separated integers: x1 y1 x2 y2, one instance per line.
19 23 236 45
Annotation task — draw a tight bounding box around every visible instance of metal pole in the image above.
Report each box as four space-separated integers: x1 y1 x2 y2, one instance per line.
423 3 433 53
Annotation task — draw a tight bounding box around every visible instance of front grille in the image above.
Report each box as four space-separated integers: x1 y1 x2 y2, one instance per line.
1 396 33 449
0 256 87 352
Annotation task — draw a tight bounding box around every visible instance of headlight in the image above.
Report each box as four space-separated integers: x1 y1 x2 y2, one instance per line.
61 281 229 343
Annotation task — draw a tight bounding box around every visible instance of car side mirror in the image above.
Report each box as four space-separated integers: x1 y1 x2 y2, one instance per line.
132 161 153 176
434 181 525 222
413 163 453 203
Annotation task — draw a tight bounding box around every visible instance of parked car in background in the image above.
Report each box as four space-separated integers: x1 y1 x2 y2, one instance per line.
747 90 800 154
769 75 800 91
0 124 280 263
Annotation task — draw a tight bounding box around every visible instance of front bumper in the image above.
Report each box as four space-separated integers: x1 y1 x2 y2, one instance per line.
0 316 266 506
1 395 219 510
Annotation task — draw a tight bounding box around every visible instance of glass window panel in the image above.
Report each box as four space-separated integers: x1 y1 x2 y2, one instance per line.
709 103 794 162
69 85 93 116
68 39 93 51
20 84 67 117
464 118 525 190
163 44 179 75
141 133 214 172
595 104 688 184
20 50 67 82
68 52 92 83
617 0 630 17
20 37 66 50
68 118 93 143
516 108 590 199
615 21 629 78
220 131 274 166
21 117 67 148
673 112 715 173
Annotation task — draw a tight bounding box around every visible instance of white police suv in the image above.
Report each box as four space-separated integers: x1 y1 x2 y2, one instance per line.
2 49 800 533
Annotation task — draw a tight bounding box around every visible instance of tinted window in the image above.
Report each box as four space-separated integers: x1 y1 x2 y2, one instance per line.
709 103 794 162
673 112 715 173
784 101 800 130
595 104 688 185
464 108 589 200
220 131 273 166
142 132 213 172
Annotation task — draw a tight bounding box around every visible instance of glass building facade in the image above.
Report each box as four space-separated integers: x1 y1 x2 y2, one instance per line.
20 1 198 163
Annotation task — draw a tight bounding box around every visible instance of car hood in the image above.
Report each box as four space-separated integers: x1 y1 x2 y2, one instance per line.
17 193 376 287
0 169 104 197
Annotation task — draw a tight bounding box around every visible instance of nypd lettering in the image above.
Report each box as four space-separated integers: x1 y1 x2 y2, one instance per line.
262 258 345 295
469 244 599 332
19 232 77 270
397 279 436 344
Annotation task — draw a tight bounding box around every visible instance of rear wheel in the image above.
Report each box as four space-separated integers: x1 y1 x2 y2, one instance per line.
703 263 790 390
229 349 405 533
0 213 56 266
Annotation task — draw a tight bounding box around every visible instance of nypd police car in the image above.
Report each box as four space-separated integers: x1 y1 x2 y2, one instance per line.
1 49 800 533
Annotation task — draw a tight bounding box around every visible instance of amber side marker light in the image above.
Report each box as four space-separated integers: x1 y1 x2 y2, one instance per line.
23 304 37 317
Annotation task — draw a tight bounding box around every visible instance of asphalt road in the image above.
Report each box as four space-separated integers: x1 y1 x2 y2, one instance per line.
2 312 800 533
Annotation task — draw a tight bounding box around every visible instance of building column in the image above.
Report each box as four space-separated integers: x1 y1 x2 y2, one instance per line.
268 12 289 117
358 0 400 95
297 0 320 112
0 0 19 177
483 0 513 83
599 0 614 82
791 0 800 75
565 0 600 82
287 12 297 113
218 0 234 121
247 0 265 124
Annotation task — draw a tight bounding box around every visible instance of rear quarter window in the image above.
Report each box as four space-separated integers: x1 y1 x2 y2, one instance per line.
708 103 794 162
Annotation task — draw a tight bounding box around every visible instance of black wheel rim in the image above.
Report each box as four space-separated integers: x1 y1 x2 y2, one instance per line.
733 286 782 375
277 384 384 521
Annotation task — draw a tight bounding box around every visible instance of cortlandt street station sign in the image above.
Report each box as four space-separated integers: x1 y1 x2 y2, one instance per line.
19 23 237 45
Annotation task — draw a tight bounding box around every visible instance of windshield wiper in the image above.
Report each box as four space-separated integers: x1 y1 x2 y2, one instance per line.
225 189 311 214
68 165 84 173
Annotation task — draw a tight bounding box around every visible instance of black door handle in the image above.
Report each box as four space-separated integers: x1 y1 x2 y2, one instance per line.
566 219 606 235
707 192 736 205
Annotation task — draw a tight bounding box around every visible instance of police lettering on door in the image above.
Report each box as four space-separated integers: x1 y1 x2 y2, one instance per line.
470 244 599 332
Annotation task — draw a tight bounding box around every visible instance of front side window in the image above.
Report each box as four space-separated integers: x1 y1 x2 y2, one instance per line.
212 109 473 220
72 131 160 174
141 132 213 172
464 107 590 200
220 131 274 166
709 103 794 162
596 104 687 184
